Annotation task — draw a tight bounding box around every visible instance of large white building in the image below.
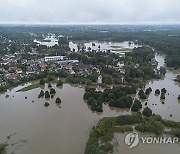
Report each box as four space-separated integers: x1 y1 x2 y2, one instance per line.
44 56 66 62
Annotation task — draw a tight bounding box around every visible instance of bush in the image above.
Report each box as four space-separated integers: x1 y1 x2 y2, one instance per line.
116 114 142 125
139 92 147 99
56 97 62 103
45 91 50 98
56 80 63 86
38 90 44 98
178 95 180 100
131 99 142 112
145 87 152 95
142 107 152 117
135 121 164 135
161 88 167 94
84 92 92 100
47 75 55 81
50 88 56 94
44 102 49 107
160 93 165 100
155 89 160 95
48 83 52 88
39 79 45 85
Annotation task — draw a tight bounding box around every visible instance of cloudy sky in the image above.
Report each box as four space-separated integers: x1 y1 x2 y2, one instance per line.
0 0 180 24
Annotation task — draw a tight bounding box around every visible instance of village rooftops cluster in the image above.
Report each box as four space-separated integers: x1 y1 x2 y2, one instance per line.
0 54 99 85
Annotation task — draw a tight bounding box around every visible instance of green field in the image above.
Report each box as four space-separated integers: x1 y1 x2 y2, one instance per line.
17 83 41 92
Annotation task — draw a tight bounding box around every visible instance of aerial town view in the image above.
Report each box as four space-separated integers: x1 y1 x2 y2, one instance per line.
0 0 180 154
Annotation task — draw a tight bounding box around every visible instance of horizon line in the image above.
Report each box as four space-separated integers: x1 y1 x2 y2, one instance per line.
1 22 180 26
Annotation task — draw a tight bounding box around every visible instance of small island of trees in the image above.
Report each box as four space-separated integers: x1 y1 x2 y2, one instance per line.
45 91 50 99
38 90 44 98
55 97 62 104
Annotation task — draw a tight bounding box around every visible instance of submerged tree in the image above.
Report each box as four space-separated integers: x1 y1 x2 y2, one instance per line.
50 88 56 94
48 83 52 88
56 97 62 104
155 89 160 95
131 99 142 112
44 102 49 107
178 95 180 100
38 90 44 98
45 91 50 99
142 107 152 117
56 80 63 86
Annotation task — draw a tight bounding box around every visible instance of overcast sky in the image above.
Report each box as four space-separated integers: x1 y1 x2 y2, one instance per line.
0 0 180 24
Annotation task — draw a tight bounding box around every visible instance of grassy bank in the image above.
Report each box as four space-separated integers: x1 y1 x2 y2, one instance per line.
16 83 41 92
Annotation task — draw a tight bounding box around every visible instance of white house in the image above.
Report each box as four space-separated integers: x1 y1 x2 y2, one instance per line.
44 56 66 62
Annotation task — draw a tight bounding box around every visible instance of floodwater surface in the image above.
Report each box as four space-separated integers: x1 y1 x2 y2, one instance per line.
0 84 130 154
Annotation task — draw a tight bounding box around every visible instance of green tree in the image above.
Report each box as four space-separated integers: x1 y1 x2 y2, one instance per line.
38 90 44 98
50 88 56 94
56 97 61 103
39 79 45 85
142 107 152 117
48 83 52 88
161 88 167 94
44 102 49 107
155 89 160 95
45 91 50 99
159 67 166 75
56 80 63 86
131 99 142 112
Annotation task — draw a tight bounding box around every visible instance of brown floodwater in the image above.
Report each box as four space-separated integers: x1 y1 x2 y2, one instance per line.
113 133 180 154
0 54 179 154
0 83 130 154
144 54 180 121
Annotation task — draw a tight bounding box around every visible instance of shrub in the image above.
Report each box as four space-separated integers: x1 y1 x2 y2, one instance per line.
44 102 49 107
155 89 160 95
50 88 56 94
47 75 55 81
39 79 45 85
131 99 142 112
161 88 167 94
56 97 61 103
38 90 44 98
160 93 165 100
48 83 52 88
45 91 50 98
178 95 180 100
145 87 152 95
56 80 63 86
142 107 152 117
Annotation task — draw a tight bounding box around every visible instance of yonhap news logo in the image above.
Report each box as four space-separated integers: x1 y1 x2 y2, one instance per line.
125 132 139 149
125 132 179 149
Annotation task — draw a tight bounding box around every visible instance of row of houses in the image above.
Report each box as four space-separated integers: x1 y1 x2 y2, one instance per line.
0 54 97 82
